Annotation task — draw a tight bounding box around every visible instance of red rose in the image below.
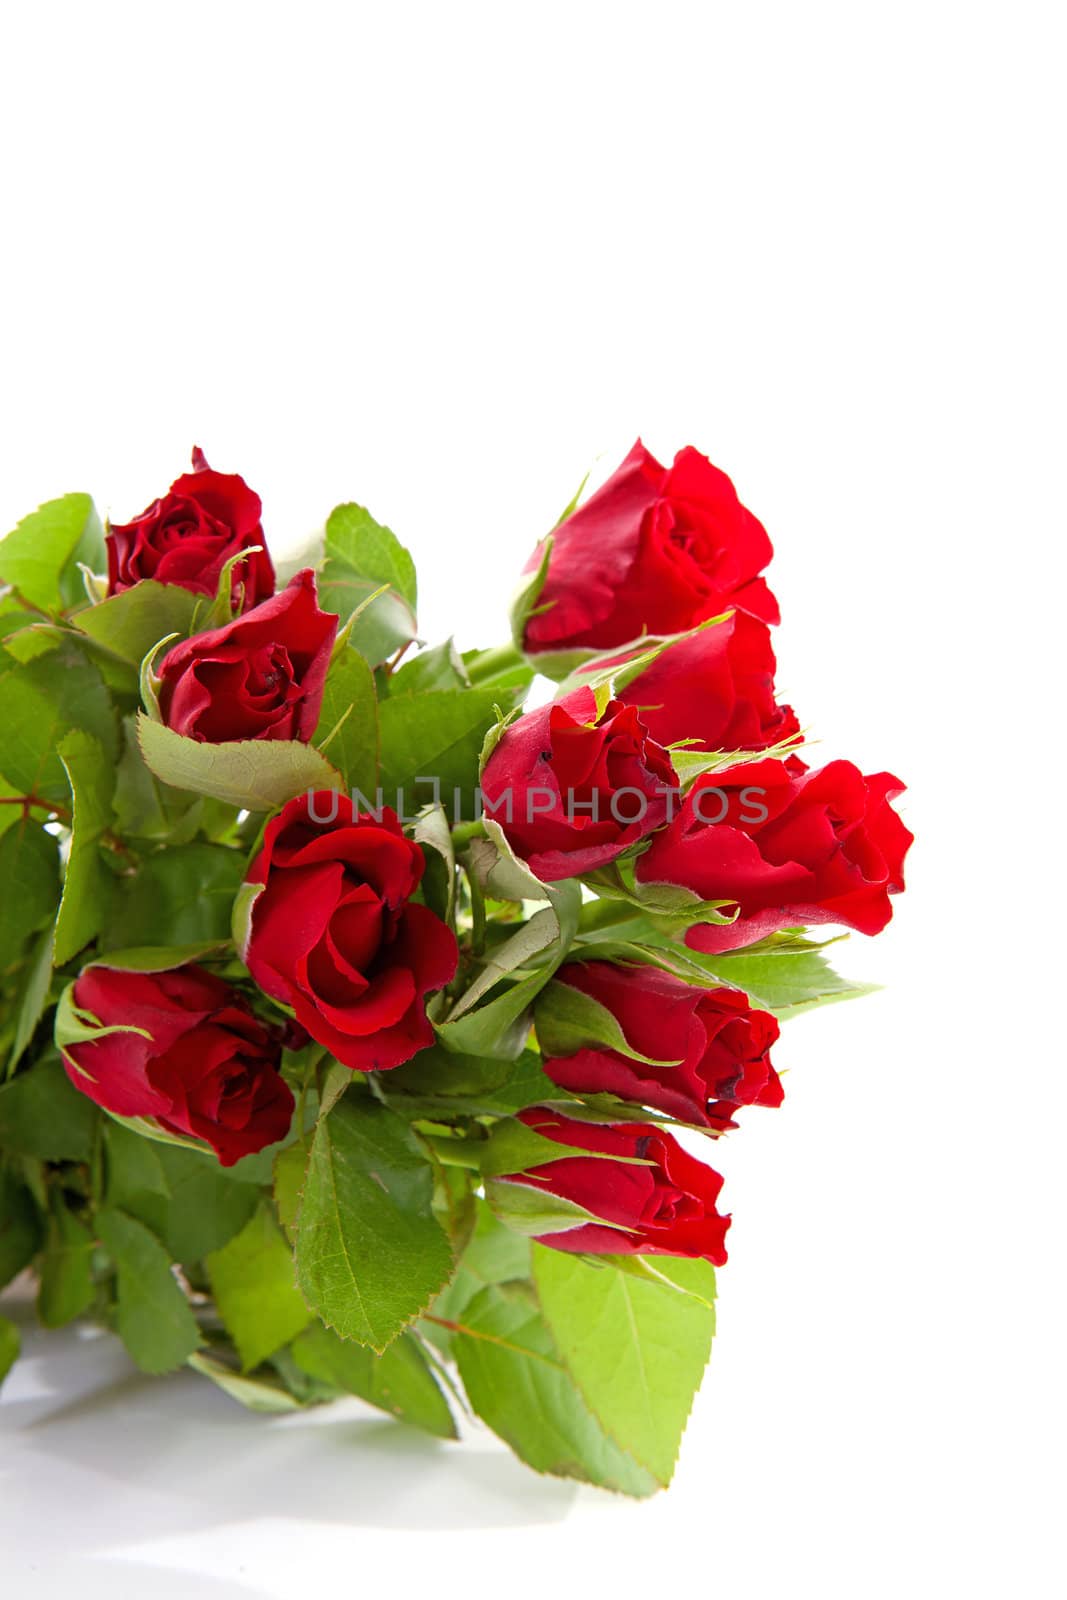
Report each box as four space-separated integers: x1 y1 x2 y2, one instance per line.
505 1108 730 1263
541 960 782 1130
611 613 800 755
61 963 293 1166
521 440 778 659
157 570 337 743
480 685 677 881
107 446 275 610
241 795 458 1072
637 758 912 952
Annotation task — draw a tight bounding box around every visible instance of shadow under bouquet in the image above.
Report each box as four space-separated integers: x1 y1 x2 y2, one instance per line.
0 441 911 1494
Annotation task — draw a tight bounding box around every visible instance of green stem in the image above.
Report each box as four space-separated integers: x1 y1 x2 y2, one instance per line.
420 1134 485 1170
451 819 487 849
464 640 525 686
577 897 641 933
466 862 487 956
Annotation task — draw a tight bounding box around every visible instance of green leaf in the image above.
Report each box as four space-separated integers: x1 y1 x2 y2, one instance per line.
54 731 116 965
427 1199 530 1333
0 493 105 613
101 841 246 951
187 1350 306 1413
0 1168 43 1288
508 533 553 656
71 580 201 665
478 1114 625 1179
313 644 379 797
409 802 457 924
0 773 24 840
137 715 343 812
7 923 56 1071
274 1136 312 1240
295 1095 452 1352
0 1055 98 1162
378 688 509 817
436 877 581 1059
384 1044 558 1118
37 1199 96 1327
484 1176 628 1238
96 1208 200 1374
386 639 469 697
104 1121 259 1263
274 528 325 586
582 856 736 931
690 937 879 1016
0 818 60 973
320 502 418 666
532 1246 716 1486
0 1313 19 1389
0 641 117 803
292 1321 456 1438
552 616 733 704
452 1281 658 1495
325 502 417 604
447 909 561 1022
533 975 682 1065
206 1203 311 1370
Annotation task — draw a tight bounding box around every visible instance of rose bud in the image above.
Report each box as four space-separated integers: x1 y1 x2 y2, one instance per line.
157 569 337 743
479 685 677 882
637 757 912 953
518 439 777 662
501 1108 730 1264
240 795 458 1073
539 960 782 1130
60 963 293 1167
107 446 275 610
612 613 800 756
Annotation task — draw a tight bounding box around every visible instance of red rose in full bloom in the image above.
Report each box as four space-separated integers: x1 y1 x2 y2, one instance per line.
636 757 912 952
541 961 782 1130
611 613 800 756
479 685 677 881
504 1108 730 1263
157 570 337 743
107 447 275 610
241 795 458 1072
61 964 293 1166
520 440 778 659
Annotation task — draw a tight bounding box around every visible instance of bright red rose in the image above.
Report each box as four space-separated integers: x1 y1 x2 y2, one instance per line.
61 963 293 1166
541 960 782 1130
636 757 912 952
505 1108 730 1263
107 447 275 609
157 570 337 743
241 795 458 1072
521 440 778 659
610 613 799 756
479 685 677 881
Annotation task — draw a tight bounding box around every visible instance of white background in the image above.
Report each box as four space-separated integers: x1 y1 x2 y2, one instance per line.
1 3 1063 1596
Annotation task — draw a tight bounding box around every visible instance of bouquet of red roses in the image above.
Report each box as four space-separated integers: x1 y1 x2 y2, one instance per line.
0 442 910 1493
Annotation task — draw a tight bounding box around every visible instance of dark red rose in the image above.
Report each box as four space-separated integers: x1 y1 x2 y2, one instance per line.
541 960 782 1130
61 963 293 1166
480 685 677 882
107 447 275 610
157 570 337 743
241 795 458 1072
610 612 800 756
520 440 778 659
636 757 912 952
504 1108 730 1263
